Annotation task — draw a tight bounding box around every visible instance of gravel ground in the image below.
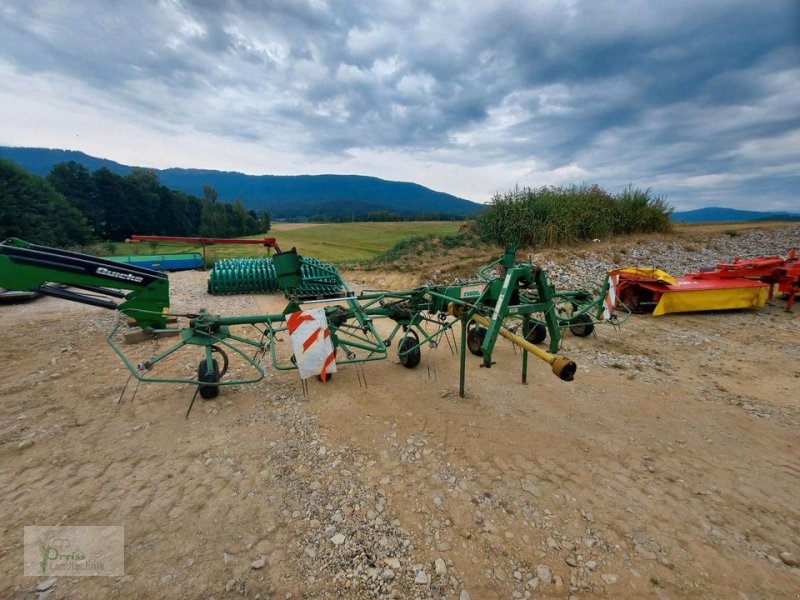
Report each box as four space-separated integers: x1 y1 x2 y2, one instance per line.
2 223 798 599
537 225 800 292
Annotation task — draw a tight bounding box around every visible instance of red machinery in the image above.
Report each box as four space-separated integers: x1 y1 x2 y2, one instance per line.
611 249 799 315
687 249 799 311
127 235 281 269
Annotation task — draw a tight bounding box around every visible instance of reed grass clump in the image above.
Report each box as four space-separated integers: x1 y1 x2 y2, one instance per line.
476 184 672 247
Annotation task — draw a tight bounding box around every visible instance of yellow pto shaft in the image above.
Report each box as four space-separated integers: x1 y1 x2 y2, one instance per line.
470 314 577 381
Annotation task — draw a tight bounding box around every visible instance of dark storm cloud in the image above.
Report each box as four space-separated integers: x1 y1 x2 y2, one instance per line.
0 0 798 209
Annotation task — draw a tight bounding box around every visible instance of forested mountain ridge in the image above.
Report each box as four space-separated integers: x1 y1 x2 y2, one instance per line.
0 146 482 220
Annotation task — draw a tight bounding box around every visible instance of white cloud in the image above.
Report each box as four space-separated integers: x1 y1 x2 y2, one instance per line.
0 0 797 210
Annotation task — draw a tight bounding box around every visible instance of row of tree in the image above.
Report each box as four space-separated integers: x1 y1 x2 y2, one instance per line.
0 159 270 247
308 210 467 223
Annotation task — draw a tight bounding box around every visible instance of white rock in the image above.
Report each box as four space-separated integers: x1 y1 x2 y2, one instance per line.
250 557 266 570
330 533 345 545
780 552 798 567
415 570 429 584
520 477 541 497
536 565 551 583
384 557 401 570
435 558 447 576
36 578 57 592
565 556 578 567
601 573 618 584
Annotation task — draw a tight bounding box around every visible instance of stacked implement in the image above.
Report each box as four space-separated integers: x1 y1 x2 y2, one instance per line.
207 254 345 299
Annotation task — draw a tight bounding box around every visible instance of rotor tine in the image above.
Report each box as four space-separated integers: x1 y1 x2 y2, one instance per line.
426 353 437 382
117 373 133 404
185 386 201 419
427 353 431 379
444 325 455 355
130 378 142 403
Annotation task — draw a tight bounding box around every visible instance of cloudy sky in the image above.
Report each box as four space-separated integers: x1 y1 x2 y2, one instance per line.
0 1 798 211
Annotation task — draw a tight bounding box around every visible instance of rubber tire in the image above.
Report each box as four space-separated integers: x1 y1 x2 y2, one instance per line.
569 314 594 337
398 336 421 369
467 325 486 356
525 323 547 345
198 358 220 399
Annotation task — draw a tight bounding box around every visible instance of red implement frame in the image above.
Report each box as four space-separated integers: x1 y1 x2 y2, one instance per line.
128 235 282 269
686 249 799 312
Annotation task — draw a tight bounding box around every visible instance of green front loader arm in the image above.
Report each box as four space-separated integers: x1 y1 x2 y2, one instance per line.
0 238 170 328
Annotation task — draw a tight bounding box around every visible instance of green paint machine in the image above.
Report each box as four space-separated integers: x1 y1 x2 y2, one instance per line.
1 239 621 414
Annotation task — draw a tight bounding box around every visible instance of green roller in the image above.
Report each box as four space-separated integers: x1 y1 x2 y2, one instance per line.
208 255 343 298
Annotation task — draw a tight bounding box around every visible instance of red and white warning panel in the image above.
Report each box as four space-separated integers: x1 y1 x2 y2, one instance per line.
287 308 337 381
602 272 620 320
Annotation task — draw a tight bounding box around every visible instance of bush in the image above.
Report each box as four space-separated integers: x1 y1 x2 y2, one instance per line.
371 231 478 264
475 184 672 247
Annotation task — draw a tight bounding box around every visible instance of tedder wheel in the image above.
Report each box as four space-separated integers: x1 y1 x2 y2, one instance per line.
467 324 487 356
403 328 420 342
197 358 220 399
398 336 421 368
525 323 547 345
569 314 594 337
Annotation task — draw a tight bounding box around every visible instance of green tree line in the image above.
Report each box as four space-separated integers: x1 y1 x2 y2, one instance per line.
0 159 270 246
308 210 467 223
476 184 672 247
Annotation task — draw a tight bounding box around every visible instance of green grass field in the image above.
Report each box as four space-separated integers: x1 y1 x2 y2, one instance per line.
95 221 462 264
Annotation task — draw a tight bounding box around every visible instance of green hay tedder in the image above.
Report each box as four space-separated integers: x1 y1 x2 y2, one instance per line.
0 238 622 415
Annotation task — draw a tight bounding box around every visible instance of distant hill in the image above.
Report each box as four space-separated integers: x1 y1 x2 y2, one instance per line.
672 207 800 223
0 146 483 219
